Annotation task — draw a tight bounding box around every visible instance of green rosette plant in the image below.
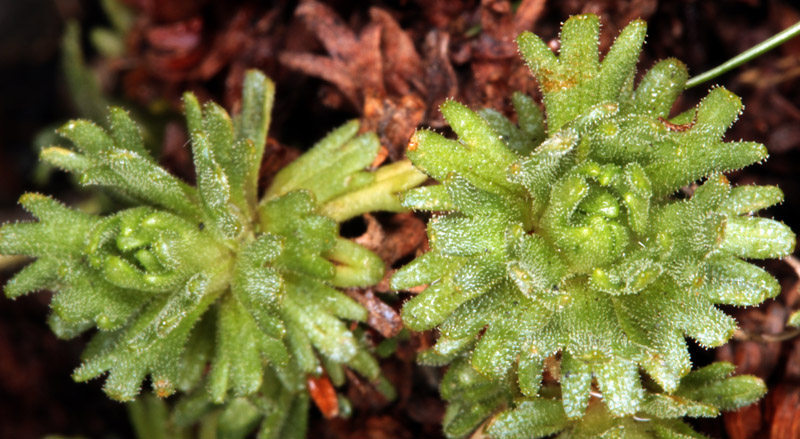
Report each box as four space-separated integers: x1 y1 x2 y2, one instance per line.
0 70 425 436
392 14 795 438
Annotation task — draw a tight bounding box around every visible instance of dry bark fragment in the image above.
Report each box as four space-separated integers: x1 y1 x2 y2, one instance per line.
143 17 206 81
422 30 459 128
280 1 429 158
724 402 763 439
413 0 469 29
767 384 800 439
280 1 384 109
457 0 544 113
191 8 252 81
369 8 426 97
122 2 287 112
346 288 403 339
354 213 427 268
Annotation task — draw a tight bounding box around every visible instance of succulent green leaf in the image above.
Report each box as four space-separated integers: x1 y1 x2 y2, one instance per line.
487 398 567 439
723 185 784 214
40 146 92 174
440 100 519 174
127 394 175 439
57 119 115 155
4 257 60 299
234 70 275 207
325 237 385 287
440 357 514 439
320 159 428 222
560 352 594 419
108 106 151 161
267 121 374 201
210 294 287 402
517 351 544 397
675 363 766 412
721 216 795 259
392 251 466 291
282 289 358 364
400 184 456 212
218 397 263 439
0 193 96 258
258 391 309 439
231 235 285 338
512 92 546 147
51 262 149 331
698 254 781 305
191 131 241 239
479 108 534 156
471 308 524 379
83 147 199 217
629 59 689 118
176 314 214 392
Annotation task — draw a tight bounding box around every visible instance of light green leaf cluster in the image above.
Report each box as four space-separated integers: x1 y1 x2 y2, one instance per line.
393 14 794 438
483 362 765 439
439 358 765 439
0 70 424 434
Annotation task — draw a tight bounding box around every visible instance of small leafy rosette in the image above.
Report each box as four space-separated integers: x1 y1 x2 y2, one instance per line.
0 69 424 415
392 13 794 436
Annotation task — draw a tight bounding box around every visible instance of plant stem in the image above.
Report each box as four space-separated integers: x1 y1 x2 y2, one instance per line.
318 160 427 222
685 20 800 89
733 327 800 343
